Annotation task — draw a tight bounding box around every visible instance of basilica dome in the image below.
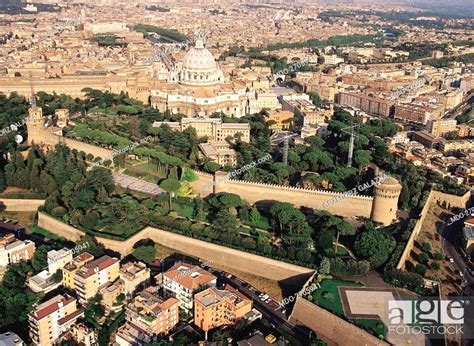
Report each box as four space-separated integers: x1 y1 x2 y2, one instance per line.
182 39 217 71
177 38 224 86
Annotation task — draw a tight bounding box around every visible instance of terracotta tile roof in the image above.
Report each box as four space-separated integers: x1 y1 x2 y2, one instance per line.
164 262 216 291
58 307 85 326
161 297 179 311
31 295 75 321
75 252 94 262
77 255 118 278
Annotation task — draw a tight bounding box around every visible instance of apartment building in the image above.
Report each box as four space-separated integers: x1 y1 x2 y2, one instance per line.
67 323 98 346
163 262 217 313
117 286 179 345
62 252 94 290
28 248 73 293
153 118 250 143
194 285 252 334
394 103 439 125
410 131 444 149
119 261 151 295
74 255 120 303
198 141 238 167
439 139 474 154
0 234 35 268
427 119 457 137
100 281 124 314
338 92 394 117
28 295 84 346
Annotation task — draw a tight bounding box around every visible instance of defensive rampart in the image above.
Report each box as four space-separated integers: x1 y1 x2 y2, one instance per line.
190 170 374 218
396 190 471 270
0 198 45 212
37 212 314 281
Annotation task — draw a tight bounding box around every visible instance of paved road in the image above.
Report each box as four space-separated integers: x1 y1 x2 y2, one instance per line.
440 221 473 295
206 267 315 344
444 94 474 120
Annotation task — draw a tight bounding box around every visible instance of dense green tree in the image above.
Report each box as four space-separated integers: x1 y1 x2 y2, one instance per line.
354 229 396 268
133 245 156 264
159 178 181 211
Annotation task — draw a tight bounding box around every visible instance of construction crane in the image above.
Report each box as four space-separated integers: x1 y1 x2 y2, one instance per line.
341 124 360 167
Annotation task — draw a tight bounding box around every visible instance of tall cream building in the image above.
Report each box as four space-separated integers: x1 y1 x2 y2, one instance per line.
28 295 84 346
150 38 247 118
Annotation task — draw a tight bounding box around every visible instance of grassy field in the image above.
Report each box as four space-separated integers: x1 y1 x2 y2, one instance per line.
172 199 196 219
354 319 387 338
313 279 362 316
313 279 387 339
0 210 36 226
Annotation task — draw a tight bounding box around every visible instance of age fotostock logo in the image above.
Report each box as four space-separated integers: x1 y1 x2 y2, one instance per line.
387 298 473 339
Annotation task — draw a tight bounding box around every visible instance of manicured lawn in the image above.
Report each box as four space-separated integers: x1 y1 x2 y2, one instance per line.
172 199 196 219
30 225 66 241
312 279 362 316
354 319 387 339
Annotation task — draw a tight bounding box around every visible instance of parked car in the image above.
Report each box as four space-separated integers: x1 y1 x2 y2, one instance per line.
447 256 454 263
265 298 271 304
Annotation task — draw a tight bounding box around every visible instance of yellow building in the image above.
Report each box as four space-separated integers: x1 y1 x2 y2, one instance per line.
74 255 120 303
62 252 94 290
153 117 250 143
28 295 84 346
119 261 151 295
194 285 252 334
198 141 238 167
265 110 294 131
100 281 124 314
427 119 457 137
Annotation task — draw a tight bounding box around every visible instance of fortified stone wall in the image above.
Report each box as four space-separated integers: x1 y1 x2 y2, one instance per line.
37 213 314 281
431 190 471 209
190 170 374 218
38 212 85 241
396 189 471 270
0 198 45 212
29 126 113 159
291 298 388 346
